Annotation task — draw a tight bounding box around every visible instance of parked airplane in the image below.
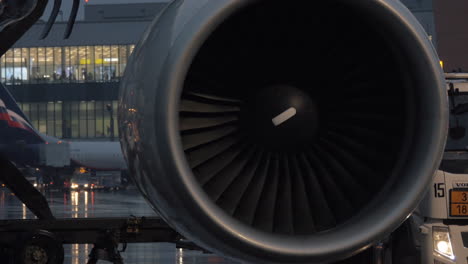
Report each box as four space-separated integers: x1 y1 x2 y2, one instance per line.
69 141 127 171
0 82 127 171
0 0 454 263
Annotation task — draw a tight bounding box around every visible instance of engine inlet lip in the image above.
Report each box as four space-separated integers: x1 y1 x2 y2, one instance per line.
155 0 448 262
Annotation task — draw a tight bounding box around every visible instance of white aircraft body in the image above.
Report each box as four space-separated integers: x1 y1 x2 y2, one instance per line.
69 141 127 171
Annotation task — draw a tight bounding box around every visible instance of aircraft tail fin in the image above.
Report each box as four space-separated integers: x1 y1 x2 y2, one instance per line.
0 83 31 123
0 83 44 144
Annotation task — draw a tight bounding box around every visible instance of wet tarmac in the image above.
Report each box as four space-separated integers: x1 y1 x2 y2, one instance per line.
0 187 240 264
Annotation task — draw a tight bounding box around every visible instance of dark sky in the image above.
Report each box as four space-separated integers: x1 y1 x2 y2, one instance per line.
42 0 170 20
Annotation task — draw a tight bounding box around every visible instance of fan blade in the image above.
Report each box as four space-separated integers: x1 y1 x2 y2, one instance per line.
305 150 354 223
182 125 238 150
217 149 264 215
194 142 247 185
273 154 294 234
184 91 242 105
185 134 240 168
329 112 398 126
253 153 280 233
204 147 256 202
323 130 389 165
327 122 387 144
233 152 271 226
180 115 238 131
320 137 383 190
180 99 241 113
296 154 335 231
313 143 369 208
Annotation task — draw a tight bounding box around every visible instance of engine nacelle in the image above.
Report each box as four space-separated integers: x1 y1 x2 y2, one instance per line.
119 0 448 263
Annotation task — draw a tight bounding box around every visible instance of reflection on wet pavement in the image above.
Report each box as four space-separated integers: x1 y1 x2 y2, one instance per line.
0 187 157 219
0 187 239 264
65 243 237 264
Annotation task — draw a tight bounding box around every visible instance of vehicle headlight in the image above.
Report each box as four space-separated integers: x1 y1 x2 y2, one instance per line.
433 226 455 260
84 184 89 188
71 184 78 189
33 183 37 187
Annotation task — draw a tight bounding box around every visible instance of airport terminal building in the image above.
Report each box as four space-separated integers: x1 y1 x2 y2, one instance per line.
0 3 166 140
0 0 467 141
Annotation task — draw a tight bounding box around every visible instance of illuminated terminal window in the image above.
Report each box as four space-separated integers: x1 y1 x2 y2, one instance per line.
18 100 119 140
0 45 136 85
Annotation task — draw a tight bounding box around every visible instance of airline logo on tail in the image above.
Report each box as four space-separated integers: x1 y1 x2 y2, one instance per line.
0 84 44 145
0 99 35 133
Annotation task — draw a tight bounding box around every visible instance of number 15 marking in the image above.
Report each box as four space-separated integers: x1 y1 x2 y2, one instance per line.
434 183 445 198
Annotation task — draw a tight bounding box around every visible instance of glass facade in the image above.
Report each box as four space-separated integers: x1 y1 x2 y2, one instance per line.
0 44 137 140
18 100 119 140
0 45 136 85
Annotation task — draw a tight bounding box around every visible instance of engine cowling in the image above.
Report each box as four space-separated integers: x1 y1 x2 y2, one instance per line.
119 0 448 263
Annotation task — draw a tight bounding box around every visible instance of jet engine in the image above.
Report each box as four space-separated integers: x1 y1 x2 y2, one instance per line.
119 0 448 263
